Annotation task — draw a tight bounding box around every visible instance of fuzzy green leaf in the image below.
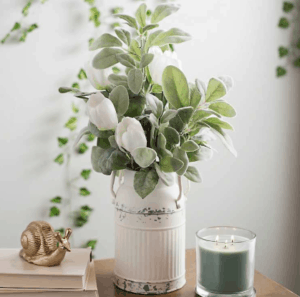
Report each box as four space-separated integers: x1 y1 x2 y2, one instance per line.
184 166 202 183
89 33 122 51
128 69 143 94
116 53 136 67
209 102 236 118
162 66 190 109
93 48 123 69
97 137 110 149
151 28 191 47
161 109 177 123
173 147 188 175
50 196 62 203
129 39 141 61
54 154 64 165
124 95 146 117
132 147 157 168
163 127 180 146
204 117 233 130
134 168 159 198
91 146 103 172
140 53 154 68
109 85 129 115
181 140 198 152
190 83 202 108
151 4 180 24
108 74 128 87
160 156 183 173
135 3 147 27
115 29 131 46
115 14 138 30
206 78 226 102
81 169 92 180
142 24 159 33
154 163 174 186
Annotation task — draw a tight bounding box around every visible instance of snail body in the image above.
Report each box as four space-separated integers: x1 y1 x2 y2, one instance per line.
19 221 72 267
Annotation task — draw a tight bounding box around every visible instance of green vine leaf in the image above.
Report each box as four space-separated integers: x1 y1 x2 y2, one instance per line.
19 31 27 42
72 102 79 113
50 196 62 203
87 133 95 141
81 169 92 180
27 24 38 33
49 206 60 217
278 46 289 58
1 34 10 44
72 82 80 89
55 228 65 236
58 137 68 147
80 205 93 218
112 66 121 74
111 22 121 29
283 2 294 12
294 57 300 68
79 187 91 196
85 0 95 5
54 153 64 165
112 7 123 14
89 38 94 47
78 143 89 154
22 1 32 16
75 216 88 227
11 22 21 32
65 117 77 131
78 69 87 80
276 66 287 77
89 7 101 27
85 239 97 250
278 17 289 28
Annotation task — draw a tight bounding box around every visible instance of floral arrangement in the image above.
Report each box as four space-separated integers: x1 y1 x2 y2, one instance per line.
59 3 237 199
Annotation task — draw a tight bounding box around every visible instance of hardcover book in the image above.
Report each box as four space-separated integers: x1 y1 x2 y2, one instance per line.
0 248 92 289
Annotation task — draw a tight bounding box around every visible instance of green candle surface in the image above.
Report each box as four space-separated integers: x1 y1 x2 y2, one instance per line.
197 236 254 294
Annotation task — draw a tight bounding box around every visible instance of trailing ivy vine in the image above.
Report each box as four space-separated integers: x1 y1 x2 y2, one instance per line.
276 1 300 77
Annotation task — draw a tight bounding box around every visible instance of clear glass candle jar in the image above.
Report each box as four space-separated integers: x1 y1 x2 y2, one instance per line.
196 227 256 297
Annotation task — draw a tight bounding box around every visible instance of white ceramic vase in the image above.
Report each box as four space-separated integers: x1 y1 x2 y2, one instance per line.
111 169 186 294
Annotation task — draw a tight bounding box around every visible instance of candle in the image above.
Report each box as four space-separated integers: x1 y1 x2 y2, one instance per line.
196 227 256 296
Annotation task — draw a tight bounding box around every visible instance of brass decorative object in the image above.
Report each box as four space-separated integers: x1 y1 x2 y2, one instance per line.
19 221 72 267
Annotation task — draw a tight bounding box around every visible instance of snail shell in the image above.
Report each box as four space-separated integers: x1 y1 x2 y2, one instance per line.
21 221 58 257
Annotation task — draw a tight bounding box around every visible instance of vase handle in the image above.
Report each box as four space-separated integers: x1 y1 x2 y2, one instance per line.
176 175 184 209
110 171 117 204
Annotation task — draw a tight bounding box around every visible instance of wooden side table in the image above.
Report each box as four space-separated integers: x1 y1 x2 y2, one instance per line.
94 249 298 297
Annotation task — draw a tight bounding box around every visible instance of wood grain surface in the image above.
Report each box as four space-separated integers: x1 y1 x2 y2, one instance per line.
94 249 298 297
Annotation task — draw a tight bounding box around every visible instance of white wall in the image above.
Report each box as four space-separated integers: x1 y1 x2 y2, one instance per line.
0 0 299 294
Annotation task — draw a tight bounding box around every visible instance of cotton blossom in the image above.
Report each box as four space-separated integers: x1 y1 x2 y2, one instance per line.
87 92 118 130
115 117 147 154
148 46 182 86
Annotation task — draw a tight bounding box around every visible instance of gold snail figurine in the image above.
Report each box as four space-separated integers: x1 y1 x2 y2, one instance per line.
19 221 72 267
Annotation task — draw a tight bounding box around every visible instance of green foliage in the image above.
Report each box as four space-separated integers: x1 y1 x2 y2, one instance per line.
87 133 95 141
146 9 152 17
116 53 136 67
151 4 180 24
297 39 300 49
78 143 89 154
128 69 143 94
50 196 62 203
27 24 38 32
132 147 157 168
142 24 159 34
93 48 123 69
150 28 191 47
89 7 101 27
115 14 138 30
111 22 121 29
181 140 198 152
154 163 174 186
283 2 294 12
81 169 92 180
55 228 65 236
136 3 147 27
72 102 79 113
160 156 183 173
49 206 60 217
65 117 77 130
58 137 68 147
140 53 154 68
11 22 21 32
54 154 64 165
89 38 94 47
75 205 93 227
190 83 202 108
278 17 289 28
162 66 190 109
72 82 80 89
22 1 32 16
109 85 129 115
209 102 236 117
85 239 97 250
78 69 87 80
124 95 146 117
206 78 226 102
173 147 188 175
129 39 141 61
112 7 123 14
115 29 131 46
84 0 95 5
184 166 202 183
1 34 10 44
163 127 180 146
112 66 121 74
134 168 159 198
80 187 91 196
19 31 27 42
89 33 122 50
204 117 233 130
276 66 287 77
108 74 128 87
278 46 289 58
294 57 300 67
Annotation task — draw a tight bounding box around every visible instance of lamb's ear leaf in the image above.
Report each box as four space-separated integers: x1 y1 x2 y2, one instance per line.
184 166 202 183
154 163 174 186
92 48 123 69
173 147 189 175
91 146 104 172
209 102 236 118
151 4 180 24
115 14 138 30
89 33 122 51
160 156 183 173
128 69 143 94
189 83 202 109
151 28 191 47
109 85 129 115
134 168 159 199
135 3 147 27
132 147 157 168
205 78 227 102
162 66 190 109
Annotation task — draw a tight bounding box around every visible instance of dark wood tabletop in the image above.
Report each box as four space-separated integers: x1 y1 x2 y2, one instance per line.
94 249 298 297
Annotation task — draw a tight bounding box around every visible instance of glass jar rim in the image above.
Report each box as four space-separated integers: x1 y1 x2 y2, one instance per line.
195 226 256 243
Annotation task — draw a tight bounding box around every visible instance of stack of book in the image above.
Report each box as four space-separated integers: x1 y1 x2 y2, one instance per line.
0 248 99 297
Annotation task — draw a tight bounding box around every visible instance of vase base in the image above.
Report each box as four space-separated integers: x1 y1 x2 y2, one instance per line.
113 274 186 295
195 285 256 297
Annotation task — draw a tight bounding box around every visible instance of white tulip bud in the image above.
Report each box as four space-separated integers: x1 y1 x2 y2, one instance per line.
148 46 182 86
87 92 118 130
115 117 147 154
